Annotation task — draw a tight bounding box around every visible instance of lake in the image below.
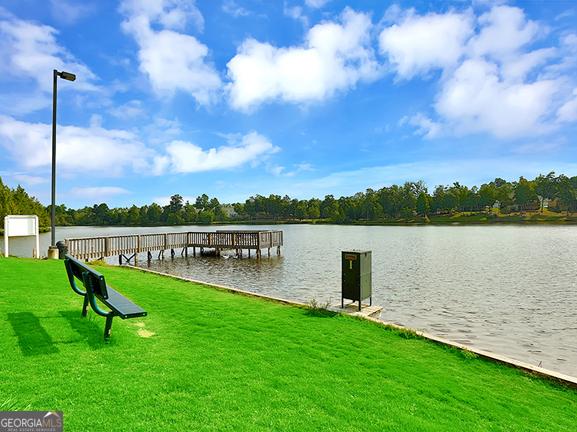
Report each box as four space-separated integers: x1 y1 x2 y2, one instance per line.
3 224 576 378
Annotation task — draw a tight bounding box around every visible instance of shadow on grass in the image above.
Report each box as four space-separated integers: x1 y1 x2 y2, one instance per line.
58 310 106 349
7 312 59 356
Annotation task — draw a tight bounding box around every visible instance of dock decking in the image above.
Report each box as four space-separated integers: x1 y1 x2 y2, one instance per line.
65 230 283 263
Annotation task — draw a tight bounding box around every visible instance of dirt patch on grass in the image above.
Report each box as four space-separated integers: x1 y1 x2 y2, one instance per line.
137 328 156 338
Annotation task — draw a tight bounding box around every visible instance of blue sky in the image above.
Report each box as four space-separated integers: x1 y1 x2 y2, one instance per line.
0 0 576 208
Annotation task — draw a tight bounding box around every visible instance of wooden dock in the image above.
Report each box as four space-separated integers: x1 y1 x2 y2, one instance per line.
65 230 283 263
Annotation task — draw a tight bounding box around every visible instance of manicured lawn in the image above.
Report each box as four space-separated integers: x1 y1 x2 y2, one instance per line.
0 258 576 431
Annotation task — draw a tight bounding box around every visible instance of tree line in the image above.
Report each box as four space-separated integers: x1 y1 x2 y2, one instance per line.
0 178 50 230
1 172 576 229
233 172 576 222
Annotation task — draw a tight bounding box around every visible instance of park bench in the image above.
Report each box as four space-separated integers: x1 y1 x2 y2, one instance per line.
64 255 147 340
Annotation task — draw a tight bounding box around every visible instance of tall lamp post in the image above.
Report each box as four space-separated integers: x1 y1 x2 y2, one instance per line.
48 69 76 259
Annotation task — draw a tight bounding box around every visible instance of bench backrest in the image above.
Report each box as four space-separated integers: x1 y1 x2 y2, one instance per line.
64 255 109 299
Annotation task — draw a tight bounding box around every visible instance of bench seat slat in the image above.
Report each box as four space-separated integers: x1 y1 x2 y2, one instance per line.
102 286 148 319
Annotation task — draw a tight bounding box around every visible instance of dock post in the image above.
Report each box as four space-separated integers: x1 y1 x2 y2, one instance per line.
147 251 152 261
171 249 175 259
193 247 196 257
277 246 281 256
119 255 122 265
268 248 270 257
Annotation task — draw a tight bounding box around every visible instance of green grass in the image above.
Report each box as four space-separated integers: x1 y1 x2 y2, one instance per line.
0 258 576 431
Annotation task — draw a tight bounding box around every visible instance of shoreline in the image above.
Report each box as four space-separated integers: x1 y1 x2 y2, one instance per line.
11 212 577 234
125 263 577 389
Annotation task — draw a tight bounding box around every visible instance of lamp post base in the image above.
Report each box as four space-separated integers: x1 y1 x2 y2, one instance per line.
47 246 59 260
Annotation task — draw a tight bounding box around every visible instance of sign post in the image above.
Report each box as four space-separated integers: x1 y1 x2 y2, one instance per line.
3 215 40 258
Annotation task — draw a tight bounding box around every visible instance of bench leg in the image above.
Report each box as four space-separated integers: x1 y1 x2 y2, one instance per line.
81 296 89 317
104 315 114 340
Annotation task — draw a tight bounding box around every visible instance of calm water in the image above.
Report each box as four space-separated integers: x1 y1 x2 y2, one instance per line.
3 224 577 377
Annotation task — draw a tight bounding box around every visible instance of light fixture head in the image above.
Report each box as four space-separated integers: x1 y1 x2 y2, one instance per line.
58 71 76 81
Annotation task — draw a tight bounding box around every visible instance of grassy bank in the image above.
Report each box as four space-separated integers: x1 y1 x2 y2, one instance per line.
0 258 576 431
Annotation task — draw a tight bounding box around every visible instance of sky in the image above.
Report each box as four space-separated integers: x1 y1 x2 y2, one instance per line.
0 0 576 208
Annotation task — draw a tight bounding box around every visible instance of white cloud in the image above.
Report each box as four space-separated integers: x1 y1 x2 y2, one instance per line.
153 131 280 174
435 58 559 138
468 6 541 60
120 0 204 32
143 117 182 145
0 115 152 176
0 115 282 178
109 99 146 119
402 113 442 139
227 8 380 110
222 0 250 18
70 187 130 198
0 10 98 112
120 0 221 104
500 48 556 82
12 174 47 186
49 0 95 25
379 10 473 78
383 5 576 139
305 0 331 9
266 161 313 177
557 88 577 123
283 5 308 27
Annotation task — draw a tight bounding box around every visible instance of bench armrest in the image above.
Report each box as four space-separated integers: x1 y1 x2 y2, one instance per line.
64 258 86 296
82 272 113 318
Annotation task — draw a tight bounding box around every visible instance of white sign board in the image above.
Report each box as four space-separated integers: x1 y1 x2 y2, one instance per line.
4 215 40 258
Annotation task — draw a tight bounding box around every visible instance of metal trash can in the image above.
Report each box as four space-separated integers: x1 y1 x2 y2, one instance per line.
56 241 68 259
342 250 372 310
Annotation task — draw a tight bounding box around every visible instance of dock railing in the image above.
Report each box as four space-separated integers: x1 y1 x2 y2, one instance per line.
65 230 283 262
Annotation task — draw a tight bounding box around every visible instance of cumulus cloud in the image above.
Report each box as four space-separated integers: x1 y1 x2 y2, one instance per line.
0 10 98 113
468 6 541 60
380 5 577 139
120 0 221 104
436 58 559 138
0 115 152 176
0 115 281 178
227 8 380 110
152 131 279 174
379 10 473 78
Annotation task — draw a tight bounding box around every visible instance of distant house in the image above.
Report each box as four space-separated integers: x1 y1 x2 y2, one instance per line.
222 205 237 218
